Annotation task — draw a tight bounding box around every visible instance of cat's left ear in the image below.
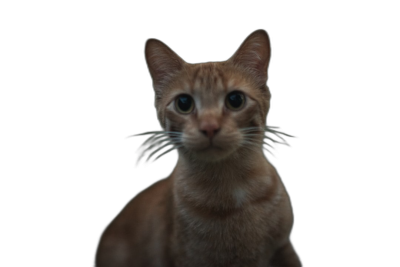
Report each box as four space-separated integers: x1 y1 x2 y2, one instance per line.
229 30 271 85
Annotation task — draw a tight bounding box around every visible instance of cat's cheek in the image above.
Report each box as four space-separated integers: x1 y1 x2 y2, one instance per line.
164 108 188 132
228 99 260 129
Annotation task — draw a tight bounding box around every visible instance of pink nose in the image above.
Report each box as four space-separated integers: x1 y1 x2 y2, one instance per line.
200 121 220 138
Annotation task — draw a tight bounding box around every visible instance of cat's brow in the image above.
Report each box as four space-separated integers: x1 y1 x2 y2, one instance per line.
187 66 202 94
216 67 228 92
190 63 227 93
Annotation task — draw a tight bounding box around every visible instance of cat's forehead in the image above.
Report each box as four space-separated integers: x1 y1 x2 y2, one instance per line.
179 62 255 98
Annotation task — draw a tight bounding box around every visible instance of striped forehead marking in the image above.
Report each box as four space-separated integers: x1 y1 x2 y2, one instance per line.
190 63 228 93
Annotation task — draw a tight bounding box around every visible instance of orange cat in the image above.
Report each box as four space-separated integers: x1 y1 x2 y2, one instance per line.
95 29 301 267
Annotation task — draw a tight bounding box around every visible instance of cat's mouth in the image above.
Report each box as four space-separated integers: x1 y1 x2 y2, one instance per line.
199 143 223 151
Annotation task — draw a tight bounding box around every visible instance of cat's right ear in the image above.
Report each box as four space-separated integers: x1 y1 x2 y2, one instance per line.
145 39 185 90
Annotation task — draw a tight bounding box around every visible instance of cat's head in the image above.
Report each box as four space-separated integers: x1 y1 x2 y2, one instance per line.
144 30 272 162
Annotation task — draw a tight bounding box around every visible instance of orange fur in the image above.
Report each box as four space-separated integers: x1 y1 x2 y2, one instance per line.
96 30 301 267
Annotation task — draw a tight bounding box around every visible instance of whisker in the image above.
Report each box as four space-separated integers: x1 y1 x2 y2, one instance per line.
264 135 288 146
140 136 181 152
264 125 294 147
153 145 183 161
137 135 167 152
127 130 182 138
268 131 290 146
241 134 262 138
130 130 183 164
131 125 292 164
240 124 293 153
267 128 296 138
138 135 164 150
137 140 171 163
262 141 274 149
240 126 263 133
260 146 273 155
265 125 280 129
242 134 289 146
146 141 179 162
243 138 274 149
241 140 274 155
128 131 182 148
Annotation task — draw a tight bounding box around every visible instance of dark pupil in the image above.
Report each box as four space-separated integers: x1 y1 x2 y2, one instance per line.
228 93 243 108
178 96 192 111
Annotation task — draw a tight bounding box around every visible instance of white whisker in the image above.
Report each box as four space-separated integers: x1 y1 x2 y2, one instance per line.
132 130 183 163
147 142 177 161
138 130 182 136
154 145 183 161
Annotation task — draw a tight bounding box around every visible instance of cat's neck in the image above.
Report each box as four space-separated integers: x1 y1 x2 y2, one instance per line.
173 148 279 213
176 149 267 181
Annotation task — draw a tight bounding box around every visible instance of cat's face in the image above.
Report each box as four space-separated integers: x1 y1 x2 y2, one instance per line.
145 30 271 161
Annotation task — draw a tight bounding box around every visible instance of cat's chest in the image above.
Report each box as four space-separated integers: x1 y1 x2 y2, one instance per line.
172 200 280 266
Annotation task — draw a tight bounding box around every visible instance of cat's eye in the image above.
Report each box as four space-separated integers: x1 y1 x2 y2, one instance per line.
226 91 245 110
175 94 194 114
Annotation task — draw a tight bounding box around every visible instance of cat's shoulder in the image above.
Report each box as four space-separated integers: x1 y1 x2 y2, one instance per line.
104 177 172 232
96 177 173 266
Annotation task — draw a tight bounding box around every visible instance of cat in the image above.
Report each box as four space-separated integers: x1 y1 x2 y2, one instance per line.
95 29 301 267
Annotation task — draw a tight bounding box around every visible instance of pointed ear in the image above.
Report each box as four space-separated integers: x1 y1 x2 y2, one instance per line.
145 39 185 89
229 30 271 85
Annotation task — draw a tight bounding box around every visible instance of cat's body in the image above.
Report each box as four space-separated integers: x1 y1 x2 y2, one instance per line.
96 30 301 267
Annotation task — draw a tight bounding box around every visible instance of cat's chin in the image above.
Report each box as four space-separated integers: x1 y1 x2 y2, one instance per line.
183 145 239 162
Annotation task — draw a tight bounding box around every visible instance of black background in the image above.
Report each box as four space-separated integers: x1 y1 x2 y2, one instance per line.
49 5 376 266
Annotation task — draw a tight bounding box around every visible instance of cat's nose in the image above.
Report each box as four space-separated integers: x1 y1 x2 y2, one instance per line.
199 121 220 139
